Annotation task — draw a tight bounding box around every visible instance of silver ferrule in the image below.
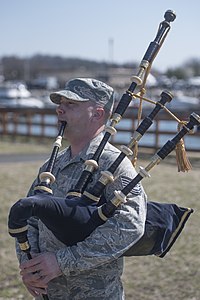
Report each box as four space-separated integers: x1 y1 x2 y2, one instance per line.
145 154 162 172
128 131 143 148
110 113 122 127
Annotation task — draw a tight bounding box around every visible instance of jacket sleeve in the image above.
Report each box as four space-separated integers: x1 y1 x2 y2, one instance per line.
55 167 147 276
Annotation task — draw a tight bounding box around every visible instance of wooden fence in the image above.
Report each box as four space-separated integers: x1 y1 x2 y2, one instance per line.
0 107 200 152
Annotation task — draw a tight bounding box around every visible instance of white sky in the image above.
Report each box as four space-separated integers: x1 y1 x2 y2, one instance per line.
1 0 200 71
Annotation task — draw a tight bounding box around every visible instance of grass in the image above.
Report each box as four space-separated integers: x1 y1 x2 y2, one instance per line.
123 160 200 300
0 140 200 299
0 136 68 155
0 160 42 299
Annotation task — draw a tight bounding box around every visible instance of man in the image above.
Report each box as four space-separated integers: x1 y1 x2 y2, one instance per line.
18 78 147 299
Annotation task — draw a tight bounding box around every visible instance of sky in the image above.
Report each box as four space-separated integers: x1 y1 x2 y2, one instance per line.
1 0 200 72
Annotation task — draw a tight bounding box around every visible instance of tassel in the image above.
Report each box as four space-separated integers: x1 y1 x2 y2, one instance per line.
175 123 192 172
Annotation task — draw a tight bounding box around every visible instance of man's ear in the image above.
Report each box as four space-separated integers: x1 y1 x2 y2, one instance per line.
93 107 105 120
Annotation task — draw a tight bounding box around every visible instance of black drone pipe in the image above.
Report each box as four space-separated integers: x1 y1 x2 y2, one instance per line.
68 10 176 195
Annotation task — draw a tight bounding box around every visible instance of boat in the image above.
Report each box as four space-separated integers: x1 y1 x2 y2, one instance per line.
0 81 45 108
128 89 200 112
166 90 200 111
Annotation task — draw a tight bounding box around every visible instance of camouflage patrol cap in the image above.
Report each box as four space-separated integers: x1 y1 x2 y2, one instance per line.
50 78 114 112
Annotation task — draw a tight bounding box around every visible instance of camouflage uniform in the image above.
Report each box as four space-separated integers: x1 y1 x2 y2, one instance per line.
16 133 147 299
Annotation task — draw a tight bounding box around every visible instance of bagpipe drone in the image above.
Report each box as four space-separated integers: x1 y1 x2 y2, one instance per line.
8 10 199 269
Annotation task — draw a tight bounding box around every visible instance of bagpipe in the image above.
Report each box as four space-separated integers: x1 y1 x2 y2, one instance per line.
8 10 199 268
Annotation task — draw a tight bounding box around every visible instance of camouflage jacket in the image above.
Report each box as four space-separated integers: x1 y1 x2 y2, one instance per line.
16 133 147 300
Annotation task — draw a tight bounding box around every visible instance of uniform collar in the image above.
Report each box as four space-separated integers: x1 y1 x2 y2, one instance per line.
58 132 104 170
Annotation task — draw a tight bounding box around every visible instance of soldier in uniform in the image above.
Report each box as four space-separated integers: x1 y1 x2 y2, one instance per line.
17 78 147 299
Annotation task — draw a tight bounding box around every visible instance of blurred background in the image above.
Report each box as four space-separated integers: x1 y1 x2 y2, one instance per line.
1 2 200 299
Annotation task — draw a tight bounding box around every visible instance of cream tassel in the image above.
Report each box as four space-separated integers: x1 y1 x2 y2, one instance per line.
175 122 192 172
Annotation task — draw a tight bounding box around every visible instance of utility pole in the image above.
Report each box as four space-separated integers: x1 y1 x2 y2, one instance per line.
108 38 114 64
0 58 4 82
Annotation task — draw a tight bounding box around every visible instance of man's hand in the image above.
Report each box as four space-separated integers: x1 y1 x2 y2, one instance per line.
20 252 62 296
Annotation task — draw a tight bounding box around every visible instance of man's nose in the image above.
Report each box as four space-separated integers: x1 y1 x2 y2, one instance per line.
56 105 65 115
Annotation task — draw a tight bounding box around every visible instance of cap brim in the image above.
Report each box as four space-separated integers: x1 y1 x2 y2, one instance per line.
50 90 89 104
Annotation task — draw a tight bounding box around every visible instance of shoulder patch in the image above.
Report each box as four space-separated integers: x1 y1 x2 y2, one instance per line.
121 176 142 196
